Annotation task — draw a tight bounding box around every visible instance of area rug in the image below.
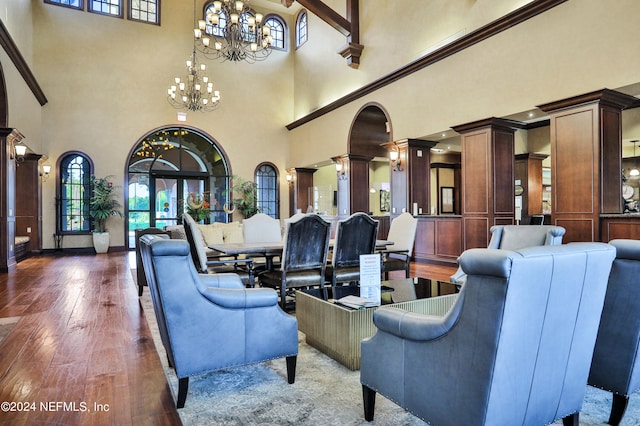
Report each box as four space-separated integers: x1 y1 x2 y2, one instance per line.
138 291 640 425
0 316 20 344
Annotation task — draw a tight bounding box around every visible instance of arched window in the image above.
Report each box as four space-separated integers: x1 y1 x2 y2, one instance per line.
295 9 307 48
255 163 279 218
264 15 286 50
127 126 231 249
58 152 93 233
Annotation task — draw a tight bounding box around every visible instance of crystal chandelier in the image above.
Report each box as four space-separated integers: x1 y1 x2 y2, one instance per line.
194 0 273 63
167 45 221 112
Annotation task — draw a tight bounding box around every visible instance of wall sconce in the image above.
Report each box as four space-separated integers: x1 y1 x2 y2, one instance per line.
9 139 27 162
389 143 402 171
285 172 293 184
335 159 347 180
41 164 51 181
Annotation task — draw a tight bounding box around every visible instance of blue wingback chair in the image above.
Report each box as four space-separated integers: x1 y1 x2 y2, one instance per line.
450 224 566 285
588 239 640 425
361 242 616 425
139 234 298 408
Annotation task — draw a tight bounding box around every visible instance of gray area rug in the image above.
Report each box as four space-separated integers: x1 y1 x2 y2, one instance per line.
138 288 640 425
0 316 19 344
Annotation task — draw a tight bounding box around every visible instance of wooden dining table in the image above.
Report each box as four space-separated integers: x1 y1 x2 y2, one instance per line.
208 240 393 271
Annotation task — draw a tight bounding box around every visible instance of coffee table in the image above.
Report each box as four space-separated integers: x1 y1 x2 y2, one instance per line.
296 278 459 370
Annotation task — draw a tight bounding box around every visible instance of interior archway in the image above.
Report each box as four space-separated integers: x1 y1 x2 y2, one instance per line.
345 103 392 215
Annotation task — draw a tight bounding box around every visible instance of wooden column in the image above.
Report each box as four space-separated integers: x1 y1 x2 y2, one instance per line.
290 167 316 215
514 153 548 223
538 89 638 242
0 128 23 271
346 154 372 214
382 139 436 218
16 153 43 255
452 118 521 250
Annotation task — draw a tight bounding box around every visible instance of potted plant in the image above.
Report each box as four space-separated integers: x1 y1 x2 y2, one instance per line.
89 175 123 253
225 175 262 219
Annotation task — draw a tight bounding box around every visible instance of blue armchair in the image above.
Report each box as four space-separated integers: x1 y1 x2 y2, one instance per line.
361 242 615 425
588 239 640 425
450 224 566 285
139 234 298 408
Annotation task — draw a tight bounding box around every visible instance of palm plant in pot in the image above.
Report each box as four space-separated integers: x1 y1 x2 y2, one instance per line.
89 175 123 254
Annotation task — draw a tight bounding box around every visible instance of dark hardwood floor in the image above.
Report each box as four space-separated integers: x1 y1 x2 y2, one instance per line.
0 251 456 425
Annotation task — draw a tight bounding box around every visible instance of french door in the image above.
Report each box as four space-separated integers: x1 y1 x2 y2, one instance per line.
151 175 207 229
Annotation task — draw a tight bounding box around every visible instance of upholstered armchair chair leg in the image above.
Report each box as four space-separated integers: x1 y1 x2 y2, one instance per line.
608 394 629 426
286 356 297 384
177 377 189 409
362 385 376 421
562 412 579 426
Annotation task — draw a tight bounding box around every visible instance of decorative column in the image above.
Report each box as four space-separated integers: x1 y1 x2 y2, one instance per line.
382 139 436 218
0 128 24 271
538 89 638 242
452 118 521 250
289 167 316 216
346 154 373 215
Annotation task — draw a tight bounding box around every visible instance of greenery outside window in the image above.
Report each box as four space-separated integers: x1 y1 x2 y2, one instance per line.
58 152 93 233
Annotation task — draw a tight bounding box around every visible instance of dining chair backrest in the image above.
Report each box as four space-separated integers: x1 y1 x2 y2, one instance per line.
281 214 331 271
243 213 282 243
182 213 209 273
386 212 418 256
285 212 306 224
332 213 379 268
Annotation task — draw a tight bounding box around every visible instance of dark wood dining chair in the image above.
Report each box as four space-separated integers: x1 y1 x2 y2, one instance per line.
259 214 331 310
325 212 379 298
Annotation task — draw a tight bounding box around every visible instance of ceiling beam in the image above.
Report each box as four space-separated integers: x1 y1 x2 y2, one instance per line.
296 0 363 68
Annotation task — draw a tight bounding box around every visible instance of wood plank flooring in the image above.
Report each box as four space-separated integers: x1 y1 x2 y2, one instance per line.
0 251 456 425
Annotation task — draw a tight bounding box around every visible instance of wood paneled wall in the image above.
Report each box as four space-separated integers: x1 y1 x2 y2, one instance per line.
15 153 42 255
539 89 638 243
453 118 519 250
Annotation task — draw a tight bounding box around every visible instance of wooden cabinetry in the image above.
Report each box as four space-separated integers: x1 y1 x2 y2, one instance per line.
413 215 462 265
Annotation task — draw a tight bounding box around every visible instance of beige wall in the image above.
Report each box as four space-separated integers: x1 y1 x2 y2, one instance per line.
26 0 295 248
289 0 640 168
3 0 640 249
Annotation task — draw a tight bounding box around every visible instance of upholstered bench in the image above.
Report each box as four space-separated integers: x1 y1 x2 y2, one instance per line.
15 236 30 262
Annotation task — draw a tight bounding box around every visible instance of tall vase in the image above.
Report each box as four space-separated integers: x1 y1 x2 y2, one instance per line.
93 232 110 254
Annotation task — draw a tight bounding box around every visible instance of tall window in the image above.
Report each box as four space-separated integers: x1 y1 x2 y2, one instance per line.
89 0 122 17
255 163 279 218
127 126 231 249
45 0 83 9
296 10 307 47
130 0 159 24
58 153 93 233
264 15 286 50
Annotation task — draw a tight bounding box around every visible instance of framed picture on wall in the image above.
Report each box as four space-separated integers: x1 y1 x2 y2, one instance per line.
380 189 390 212
441 187 454 214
